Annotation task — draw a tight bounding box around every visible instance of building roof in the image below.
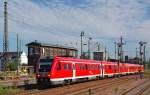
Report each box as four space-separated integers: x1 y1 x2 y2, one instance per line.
0 52 17 55
26 41 78 50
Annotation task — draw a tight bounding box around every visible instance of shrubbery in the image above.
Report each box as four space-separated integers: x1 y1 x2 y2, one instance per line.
0 86 21 95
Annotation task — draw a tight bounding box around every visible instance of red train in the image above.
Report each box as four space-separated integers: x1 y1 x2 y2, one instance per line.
36 57 144 85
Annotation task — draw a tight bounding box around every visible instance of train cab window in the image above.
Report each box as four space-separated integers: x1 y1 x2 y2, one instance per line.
39 59 53 72
57 63 61 70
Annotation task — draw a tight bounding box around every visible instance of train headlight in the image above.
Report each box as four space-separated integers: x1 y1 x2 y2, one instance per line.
48 74 50 77
36 74 40 77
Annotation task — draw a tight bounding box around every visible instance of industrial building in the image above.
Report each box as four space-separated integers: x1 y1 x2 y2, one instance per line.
26 41 78 71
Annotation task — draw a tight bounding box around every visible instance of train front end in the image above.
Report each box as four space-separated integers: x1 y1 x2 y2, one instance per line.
36 59 53 84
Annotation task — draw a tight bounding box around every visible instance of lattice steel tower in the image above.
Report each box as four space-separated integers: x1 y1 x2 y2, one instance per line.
3 1 9 71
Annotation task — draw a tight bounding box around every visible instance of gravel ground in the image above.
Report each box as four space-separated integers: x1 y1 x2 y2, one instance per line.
16 74 150 95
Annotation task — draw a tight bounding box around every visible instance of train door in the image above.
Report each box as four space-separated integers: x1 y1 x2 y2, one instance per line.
101 62 104 78
72 62 76 79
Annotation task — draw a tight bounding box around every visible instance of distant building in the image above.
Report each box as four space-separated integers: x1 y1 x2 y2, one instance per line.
26 41 78 71
20 52 28 65
93 52 104 61
0 52 20 71
125 56 139 64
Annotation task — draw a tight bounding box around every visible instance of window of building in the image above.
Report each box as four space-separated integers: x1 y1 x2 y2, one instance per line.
29 47 33 55
57 48 62 56
62 49 66 56
34 47 40 54
53 48 58 56
69 50 73 56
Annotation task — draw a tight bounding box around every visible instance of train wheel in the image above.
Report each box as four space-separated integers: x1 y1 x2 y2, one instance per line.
68 79 72 85
61 80 66 86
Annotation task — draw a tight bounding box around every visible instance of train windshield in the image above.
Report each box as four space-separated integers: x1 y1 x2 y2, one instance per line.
38 59 53 72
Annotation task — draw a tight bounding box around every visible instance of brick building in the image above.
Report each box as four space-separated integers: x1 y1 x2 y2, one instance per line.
26 41 78 71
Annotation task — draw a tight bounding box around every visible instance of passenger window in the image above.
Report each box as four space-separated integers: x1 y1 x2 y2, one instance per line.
109 66 111 69
80 65 82 70
85 64 88 70
68 64 71 70
64 64 67 70
57 63 61 70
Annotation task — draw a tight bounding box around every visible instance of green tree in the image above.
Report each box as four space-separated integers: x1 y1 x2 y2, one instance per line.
8 60 18 71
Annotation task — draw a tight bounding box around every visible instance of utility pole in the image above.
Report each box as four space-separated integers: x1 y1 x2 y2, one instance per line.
80 31 84 59
96 42 100 51
143 45 146 65
120 36 124 62
139 41 147 66
88 37 92 59
116 36 124 77
136 48 138 64
117 36 124 63
17 34 19 75
3 1 9 71
104 46 107 61
19 39 22 56
136 48 138 58
114 42 117 60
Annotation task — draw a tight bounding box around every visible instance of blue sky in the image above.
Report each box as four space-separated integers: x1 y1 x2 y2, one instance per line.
0 0 150 58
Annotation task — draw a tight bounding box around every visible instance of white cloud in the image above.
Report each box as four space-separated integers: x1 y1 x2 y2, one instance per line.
0 0 150 57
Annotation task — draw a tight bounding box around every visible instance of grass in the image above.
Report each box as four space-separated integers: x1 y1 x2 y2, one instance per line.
0 86 22 95
144 70 150 78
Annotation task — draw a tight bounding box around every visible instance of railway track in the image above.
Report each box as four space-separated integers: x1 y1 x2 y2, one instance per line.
121 79 150 95
69 77 135 95
17 75 140 95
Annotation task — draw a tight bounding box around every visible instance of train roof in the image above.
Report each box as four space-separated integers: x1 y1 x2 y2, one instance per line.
55 57 101 63
55 57 118 65
54 57 143 66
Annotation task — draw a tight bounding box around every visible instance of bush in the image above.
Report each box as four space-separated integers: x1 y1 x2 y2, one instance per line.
0 86 6 95
144 70 150 78
7 60 18 71
0 86 21 95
